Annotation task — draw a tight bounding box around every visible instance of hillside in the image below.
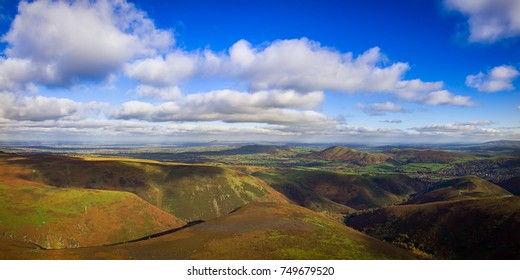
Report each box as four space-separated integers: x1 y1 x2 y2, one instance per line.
0 184 184 249
387 148 470 164
498 176 520 195
368 174 426 197
406 176 512 204
255 171 424 211
309 146 390 166
253 172 355 217
346 196 520 259
0 202 416 260
3 153 285 221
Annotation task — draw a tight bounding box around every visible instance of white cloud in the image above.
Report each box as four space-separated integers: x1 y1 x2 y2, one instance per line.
112 89 327 124
445 0 520 42
0 92 80 121
381 120 402 124
1 0 172 88
357 101 407 116
421 90 476 106
125 51 198 87
135 85 182 100
466 65 520 92
409 120 504 137
124 38 473 106
225 39 409 93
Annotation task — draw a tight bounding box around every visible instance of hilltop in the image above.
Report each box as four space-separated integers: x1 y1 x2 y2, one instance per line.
406 175 512 204
308 146 390 166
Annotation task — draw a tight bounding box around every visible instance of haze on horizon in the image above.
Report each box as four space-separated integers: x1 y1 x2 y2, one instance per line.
0 0 519 143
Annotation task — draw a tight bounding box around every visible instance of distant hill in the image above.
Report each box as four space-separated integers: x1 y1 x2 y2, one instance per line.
0 202 416 260
346 196 520 259
387 148 470 164
309 146 390 166
406 176 512 204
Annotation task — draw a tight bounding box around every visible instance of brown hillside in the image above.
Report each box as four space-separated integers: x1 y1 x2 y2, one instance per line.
1 153 285 221
1 202 416 260
346 196 520 259
310 146 390 166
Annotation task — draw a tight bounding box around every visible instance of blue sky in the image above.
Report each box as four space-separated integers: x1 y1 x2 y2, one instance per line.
0 0 519 143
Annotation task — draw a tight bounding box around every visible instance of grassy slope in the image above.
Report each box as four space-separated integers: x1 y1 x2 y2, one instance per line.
0 184 184 249
0 202 416 260
253 171 355 216
3 154 285 221
346 196 520 259
407 176 512 204
368 174 426 197
254 170 423 210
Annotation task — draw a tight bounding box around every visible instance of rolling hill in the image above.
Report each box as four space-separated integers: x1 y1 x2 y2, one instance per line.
387 148 470 164
0 202 416 260
3 153 285 221
309 146 390 166
406 176 512 204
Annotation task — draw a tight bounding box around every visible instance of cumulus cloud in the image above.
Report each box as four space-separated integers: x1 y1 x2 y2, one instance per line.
0 0 172 88
444 0 520 42
125 50 221 87
125 38 475 107
112 90 327 124
357 101 407 116
0 92 81 121
466 65 520 92
125 51 198 87
224 39 409 93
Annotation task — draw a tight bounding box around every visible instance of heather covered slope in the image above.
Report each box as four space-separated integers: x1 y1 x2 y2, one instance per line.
0 202 416 260
0 184 184 249
346 195 520 259
0 157 185 249
3 153 285 221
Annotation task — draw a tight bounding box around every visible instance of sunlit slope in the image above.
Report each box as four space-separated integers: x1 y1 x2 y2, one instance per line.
309 146 390 166
3 153 285 221
0 184 184 249
346 196 520 259
0 202 415 260
406 176 512 204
